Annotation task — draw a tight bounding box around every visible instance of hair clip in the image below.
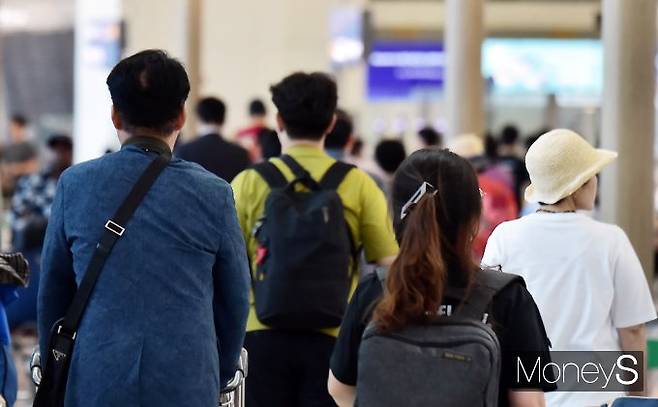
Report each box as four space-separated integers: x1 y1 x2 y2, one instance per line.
400 182 437 220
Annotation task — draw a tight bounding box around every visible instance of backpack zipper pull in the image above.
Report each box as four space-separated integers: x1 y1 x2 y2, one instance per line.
322 206 330 223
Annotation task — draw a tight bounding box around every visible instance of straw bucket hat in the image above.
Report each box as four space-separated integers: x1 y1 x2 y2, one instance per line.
448 133 484 159
524 129 618 204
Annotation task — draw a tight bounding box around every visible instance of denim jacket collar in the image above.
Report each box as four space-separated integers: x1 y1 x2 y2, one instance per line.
122 136 172 159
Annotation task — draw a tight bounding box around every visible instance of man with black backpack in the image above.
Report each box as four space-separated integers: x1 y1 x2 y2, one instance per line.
231 72 398 407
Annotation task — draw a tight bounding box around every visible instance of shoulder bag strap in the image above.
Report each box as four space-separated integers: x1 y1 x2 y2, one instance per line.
59 152 170 335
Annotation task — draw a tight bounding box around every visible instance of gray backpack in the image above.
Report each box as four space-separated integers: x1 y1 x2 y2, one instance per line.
356 268 523 407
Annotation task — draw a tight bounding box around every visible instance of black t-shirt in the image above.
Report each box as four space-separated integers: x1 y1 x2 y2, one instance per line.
330 273 556 407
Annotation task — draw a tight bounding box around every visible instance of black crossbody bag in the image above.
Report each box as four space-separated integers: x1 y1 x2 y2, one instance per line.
33 146 170 407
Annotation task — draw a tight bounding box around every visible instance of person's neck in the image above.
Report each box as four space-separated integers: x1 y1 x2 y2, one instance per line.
198 123 222 136
499 145 517 156
287 139 324 150
251 117 266 128
539 200 577 213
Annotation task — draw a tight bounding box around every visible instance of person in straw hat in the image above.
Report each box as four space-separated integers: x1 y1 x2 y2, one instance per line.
483 129 656 406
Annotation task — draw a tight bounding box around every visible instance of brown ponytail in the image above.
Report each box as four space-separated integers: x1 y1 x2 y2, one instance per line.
372 193 446 332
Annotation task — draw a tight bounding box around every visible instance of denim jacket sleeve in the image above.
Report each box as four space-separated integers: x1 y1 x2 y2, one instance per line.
37 175 76 353
213 188 250 387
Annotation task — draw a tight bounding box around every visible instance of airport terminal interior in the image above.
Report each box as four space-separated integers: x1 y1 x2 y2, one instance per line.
1 0 658 406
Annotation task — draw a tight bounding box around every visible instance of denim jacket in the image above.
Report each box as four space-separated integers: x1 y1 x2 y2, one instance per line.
38 139 250 407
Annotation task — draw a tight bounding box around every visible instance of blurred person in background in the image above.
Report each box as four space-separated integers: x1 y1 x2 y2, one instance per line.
519 133 543 216
325 109 385 192
482 133 514 189
374 139 406 199
497 124 529 208
346 137 383 186
38 50 250 406
236 98 271 162
177 97 251 182
417 126 443 149
7 135 73 330
449 134 517 261
349 138 364 162
1 115 39 200
324 109 354 161
256 128 281 160
0 254 29 407
483 129 657 406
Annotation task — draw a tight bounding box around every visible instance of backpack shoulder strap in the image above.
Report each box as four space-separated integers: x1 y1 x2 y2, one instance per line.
456 269 524 320
252 161 287 189
476 268 525 292
280 155 310 179
320 161 355 190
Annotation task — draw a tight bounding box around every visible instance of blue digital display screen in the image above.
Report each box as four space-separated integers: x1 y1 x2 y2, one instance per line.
367 38 606 100
367 40 445 101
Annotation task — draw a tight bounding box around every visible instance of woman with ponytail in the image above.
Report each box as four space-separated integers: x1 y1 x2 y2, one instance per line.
328 149 554 407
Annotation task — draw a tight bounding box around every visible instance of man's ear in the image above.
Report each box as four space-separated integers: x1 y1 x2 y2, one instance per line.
276 113 285 132
111 105 123 130
174 107 186 131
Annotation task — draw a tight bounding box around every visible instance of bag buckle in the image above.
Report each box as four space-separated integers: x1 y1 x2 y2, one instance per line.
105 220 125 237
56 324 77 340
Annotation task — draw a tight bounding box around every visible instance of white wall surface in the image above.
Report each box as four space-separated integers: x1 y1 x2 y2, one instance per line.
199 0 341 137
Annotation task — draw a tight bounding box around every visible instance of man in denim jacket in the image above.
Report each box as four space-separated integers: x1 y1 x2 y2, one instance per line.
37 50 250 406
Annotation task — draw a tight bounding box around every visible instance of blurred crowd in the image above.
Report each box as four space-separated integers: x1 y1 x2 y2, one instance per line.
1 50 656 407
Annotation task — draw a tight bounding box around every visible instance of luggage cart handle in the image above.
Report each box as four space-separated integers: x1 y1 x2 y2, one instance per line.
31 347 248 407
220 348 248 394
30 348 42 387
220 369 245 394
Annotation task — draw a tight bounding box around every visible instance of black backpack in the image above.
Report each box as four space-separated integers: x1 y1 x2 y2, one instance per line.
252 155 356 330
357 268 523 407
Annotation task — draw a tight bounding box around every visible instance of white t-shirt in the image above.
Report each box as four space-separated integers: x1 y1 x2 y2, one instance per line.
482 212 656 407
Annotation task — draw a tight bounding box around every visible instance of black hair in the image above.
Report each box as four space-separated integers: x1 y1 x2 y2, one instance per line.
270 72 338 140
249 99 267 116
484 133 499 159
325 109 353 150
418 126 442 147
375 139 407 174
196 97 226 125
257 128 282 159
47 134 73 150
106 49 190 134
500 124 520 145
10 114 28 127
